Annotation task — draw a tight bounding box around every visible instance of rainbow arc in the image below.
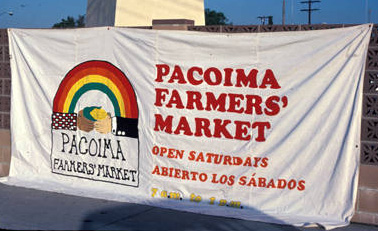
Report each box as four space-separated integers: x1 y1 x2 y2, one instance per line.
53 61 138 119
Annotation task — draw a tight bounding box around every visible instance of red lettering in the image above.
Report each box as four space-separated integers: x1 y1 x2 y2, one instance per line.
234 120 251 140
194 118 212 137
174 117 194 136
182 170 189 180
243 157 252 167
188 151 196 160
239 176 247 185
223 156 232 165
277 179 287 189
154 88 169 106
232 157 243 165
213 119 233 139
168 65 187 84
245 95 263 115
223 68 233 86
166 90 185 109
264 96 281 116
186 91 204 110
253 157 261 167
261 157 269 167
287 180 297 190
258 177 266 187
252 121 271 142
151 165 160 175
196 152 205 162
204 67 222 85
155 64 282 90
297 180 306 191
187 67 203 85
152 146 159 155
154 114 173 134
161 167 168 176
174 169 181 178
260 69 281 89
155 64 170 82
266 179 276 188
205 92 227 112
236 69 258 88
228 94 244 114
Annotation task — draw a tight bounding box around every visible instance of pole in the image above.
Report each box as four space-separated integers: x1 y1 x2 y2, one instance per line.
282 0 286 25
291 0 294 24
300 1 320 25
308 1 312 24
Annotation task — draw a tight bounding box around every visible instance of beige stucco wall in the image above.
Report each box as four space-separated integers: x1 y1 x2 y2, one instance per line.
114 0 205 26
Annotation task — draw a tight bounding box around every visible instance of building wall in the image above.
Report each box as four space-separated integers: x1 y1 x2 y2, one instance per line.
355 23 378 224
86 0 205 27
86 0 117 27
0 24 377 225
355 165 378 224
114 0 204 26
0 29 11 177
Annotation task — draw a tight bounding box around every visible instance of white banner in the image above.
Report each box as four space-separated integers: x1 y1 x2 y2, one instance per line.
5 24 372 229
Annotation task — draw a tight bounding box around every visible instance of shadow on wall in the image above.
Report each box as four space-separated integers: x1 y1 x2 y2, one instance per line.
80 203 303 231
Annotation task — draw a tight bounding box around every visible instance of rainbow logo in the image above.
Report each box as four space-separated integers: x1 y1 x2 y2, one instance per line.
53 60 138 119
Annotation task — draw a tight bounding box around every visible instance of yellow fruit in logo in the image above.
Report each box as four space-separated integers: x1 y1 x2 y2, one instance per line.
90 108 108 120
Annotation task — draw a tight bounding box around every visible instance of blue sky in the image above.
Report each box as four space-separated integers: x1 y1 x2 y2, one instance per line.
207 0 378 25
0 0 376 28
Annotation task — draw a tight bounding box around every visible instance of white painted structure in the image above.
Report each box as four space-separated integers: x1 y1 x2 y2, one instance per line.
86 0 205 27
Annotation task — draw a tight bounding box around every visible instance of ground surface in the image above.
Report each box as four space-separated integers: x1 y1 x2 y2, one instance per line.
0 183 377 231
